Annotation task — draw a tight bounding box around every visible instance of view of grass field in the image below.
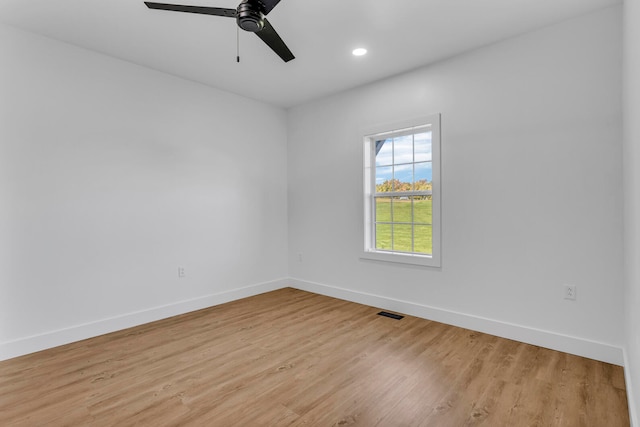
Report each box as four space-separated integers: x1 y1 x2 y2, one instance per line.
375 197 432 254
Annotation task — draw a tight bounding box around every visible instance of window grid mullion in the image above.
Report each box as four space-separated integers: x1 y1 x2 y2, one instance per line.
374 191 432 197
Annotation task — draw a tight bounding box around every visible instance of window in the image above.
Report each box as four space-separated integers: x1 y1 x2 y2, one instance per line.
362 115 441 267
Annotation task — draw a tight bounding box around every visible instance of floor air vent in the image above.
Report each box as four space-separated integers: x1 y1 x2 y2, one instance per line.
377 311 404 320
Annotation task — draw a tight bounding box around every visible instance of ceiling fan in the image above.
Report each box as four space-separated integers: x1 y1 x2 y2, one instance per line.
144 0 295 62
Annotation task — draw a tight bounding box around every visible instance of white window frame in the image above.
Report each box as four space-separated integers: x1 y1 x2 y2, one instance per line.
361 114 441 267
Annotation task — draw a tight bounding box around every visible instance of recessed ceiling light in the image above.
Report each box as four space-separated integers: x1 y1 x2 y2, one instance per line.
352 48 367 57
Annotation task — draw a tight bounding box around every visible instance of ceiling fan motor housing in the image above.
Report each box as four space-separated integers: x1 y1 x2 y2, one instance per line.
237 1 264 32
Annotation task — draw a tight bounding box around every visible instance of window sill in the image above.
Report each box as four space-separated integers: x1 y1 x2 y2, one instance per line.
360 250 441 267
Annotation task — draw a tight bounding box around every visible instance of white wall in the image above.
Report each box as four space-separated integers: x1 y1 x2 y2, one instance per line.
288 6 624 364
624 0 640 423
0 24 289 359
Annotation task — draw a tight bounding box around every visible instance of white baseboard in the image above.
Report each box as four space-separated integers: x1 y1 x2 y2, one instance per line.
624 347 639 427
289 278 624 366
0 278 288 362
1 277 626 368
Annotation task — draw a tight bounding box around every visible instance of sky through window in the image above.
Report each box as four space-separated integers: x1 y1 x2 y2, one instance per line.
375 132 432 186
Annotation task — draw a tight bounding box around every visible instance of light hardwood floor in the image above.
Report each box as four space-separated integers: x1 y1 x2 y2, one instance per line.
0 288 630 426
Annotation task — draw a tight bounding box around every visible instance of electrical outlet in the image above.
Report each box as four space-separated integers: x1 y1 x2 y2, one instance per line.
563 284 576 300
178 266 186 278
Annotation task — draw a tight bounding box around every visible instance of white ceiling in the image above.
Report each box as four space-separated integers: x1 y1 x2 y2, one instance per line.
0 0 621 108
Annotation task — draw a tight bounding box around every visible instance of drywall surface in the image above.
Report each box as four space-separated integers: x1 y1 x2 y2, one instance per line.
0 24 288 359
288 6 624 363
624 0 640 424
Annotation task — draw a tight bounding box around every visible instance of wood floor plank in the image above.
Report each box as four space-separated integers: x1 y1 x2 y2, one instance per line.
0 288 630 426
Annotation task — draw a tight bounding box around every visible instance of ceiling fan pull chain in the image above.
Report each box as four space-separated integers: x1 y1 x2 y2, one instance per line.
237 25 240 63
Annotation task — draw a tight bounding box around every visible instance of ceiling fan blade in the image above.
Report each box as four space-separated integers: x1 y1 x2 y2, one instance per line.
255 18 294 62
144 2 236 18
252 0 282 15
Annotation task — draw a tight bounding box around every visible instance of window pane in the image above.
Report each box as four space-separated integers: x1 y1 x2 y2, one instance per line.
391 196 412 223
375 139 393 166
376 223 392 251
375 197 391 222
394 164 412 191
415 132 432 162
375 166 393 192
414 162 432 187
393 224 413 252
414 225 432 255
413 197 432 225
393 135 413 165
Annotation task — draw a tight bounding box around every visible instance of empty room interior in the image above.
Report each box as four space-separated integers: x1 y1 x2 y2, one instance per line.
1 0 640 425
